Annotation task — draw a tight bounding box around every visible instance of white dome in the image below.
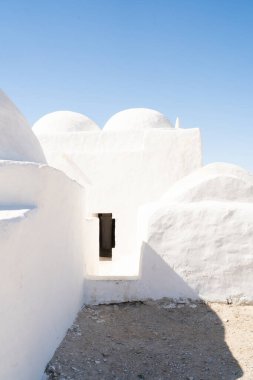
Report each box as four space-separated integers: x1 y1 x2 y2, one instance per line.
33 111 100 133
161 163 253 203
0 90 46 163
104 108 173 131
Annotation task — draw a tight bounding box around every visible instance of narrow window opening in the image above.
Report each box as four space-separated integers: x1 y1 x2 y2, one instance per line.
98 213 115 260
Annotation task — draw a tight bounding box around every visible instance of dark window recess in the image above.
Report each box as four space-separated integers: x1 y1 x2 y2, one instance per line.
99 213 115 258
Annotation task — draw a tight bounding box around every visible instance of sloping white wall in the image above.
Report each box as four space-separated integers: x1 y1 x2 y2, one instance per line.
0 162 86 380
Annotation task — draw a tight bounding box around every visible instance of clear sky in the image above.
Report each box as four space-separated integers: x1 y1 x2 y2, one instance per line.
0 0 252 171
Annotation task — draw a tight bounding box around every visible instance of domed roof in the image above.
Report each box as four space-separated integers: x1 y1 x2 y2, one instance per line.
104 108 173 131
161 163 253 203
0 90 46 163
33 111 100 133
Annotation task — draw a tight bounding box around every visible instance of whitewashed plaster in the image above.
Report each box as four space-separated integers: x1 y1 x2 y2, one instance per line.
34 111 202 277
137 163 253 303
0 92 252 380
81 163 253 305
0 162 86 380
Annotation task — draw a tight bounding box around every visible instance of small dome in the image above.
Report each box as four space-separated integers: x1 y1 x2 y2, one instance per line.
33 111 100 133
161 163 253 203
0 90 46 163
104 108 173 131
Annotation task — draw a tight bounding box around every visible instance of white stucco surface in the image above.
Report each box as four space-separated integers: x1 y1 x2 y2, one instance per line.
33 111 100 133
0 162 85 380
137 163 253 303
0 90 46 163
1 92 252 379
81 164 253 305
34 122 202 277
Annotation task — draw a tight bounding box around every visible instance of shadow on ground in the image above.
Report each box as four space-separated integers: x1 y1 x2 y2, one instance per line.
45 299 243 380
45 244 243 379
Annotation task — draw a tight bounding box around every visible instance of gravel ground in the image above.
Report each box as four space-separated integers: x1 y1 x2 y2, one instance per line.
45 300 253 380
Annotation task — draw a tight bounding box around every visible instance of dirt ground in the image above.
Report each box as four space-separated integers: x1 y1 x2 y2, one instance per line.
45 300 253 380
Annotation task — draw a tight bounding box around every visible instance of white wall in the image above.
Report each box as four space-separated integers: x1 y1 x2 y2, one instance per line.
138 163 253 303
2 96 252 378
81 163 253 305
35 128 202 278
0 161 86 380
139 201 253 303
0 159 251 380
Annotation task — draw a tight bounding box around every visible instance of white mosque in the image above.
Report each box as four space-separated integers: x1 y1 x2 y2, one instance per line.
0 90 252 380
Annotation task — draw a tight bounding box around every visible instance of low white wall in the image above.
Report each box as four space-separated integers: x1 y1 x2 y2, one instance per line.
0 162 86 380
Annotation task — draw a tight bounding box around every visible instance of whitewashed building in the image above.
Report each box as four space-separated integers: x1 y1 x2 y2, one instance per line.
0 89 252 379
33 108 202 278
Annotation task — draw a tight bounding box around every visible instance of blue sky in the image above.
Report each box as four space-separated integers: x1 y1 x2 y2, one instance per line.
0 0 252 171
